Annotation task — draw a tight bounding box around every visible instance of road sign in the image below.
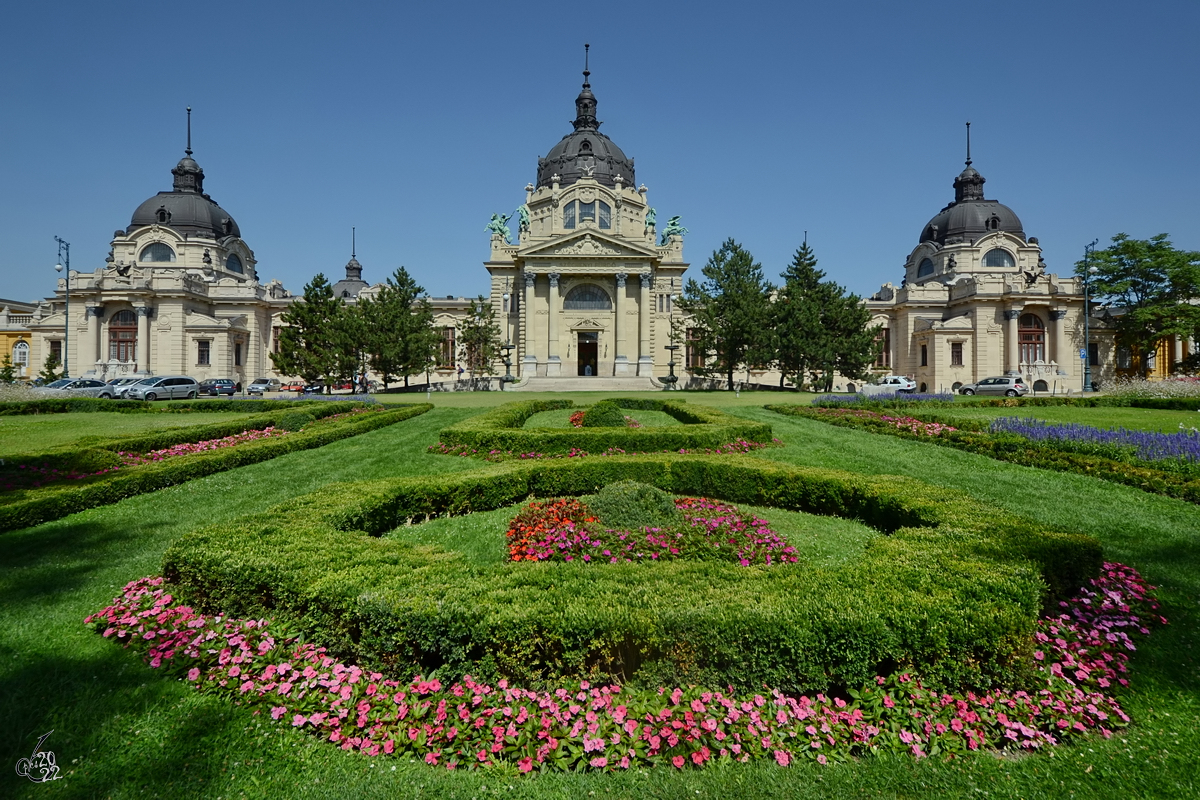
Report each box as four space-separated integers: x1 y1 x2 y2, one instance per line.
1079 349 1087 360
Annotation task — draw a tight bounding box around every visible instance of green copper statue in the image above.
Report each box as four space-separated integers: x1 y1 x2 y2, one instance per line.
517 205 531 235
644 207 657 235
486 212 513 243
659 215 688 246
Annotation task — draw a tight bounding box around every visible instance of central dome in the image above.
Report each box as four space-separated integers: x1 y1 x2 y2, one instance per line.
129 151 241 239
919 162 1024 246
536 54 634 190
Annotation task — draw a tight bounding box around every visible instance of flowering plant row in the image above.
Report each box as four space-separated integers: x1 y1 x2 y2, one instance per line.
427 438 780 462
85 563 1162 772
813 392 956 406
803 407 959 437
990 416 1200 470
504 496 799 566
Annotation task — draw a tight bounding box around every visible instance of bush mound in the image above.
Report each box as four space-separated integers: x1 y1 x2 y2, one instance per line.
162 454 1101 695
586 480 682 530
276 411 316 432
438 399 773 454
581 400 629 428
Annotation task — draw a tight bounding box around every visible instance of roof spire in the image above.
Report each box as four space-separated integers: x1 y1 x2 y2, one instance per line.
572 43 599 131
583 43 590 88
965 121 971 167
186 106 193 157
351 226 356 259
172 106 204 193
953 122 985 203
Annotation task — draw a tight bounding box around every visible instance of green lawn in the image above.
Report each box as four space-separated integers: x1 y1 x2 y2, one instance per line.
2 397 1198 798
0 411 264 454
386 499 877 569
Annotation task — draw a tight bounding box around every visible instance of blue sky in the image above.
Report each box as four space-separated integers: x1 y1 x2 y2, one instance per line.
2 0 1197 305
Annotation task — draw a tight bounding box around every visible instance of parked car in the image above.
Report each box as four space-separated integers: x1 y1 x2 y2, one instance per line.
246 377 282 396
860 375 917 396
280 381 306 393
958 376 1028 397
32 378 117 399
106 377 142 398
125 376 201 401
302 382 324 394
198 378 237 397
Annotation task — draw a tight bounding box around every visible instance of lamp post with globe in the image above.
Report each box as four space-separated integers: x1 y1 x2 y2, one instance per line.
54 236 71 379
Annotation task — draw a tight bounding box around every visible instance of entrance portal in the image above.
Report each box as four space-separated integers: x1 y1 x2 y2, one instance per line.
577 332 598 376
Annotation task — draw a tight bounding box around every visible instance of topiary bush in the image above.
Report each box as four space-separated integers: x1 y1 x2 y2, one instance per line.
581 400 628 428
586 480 682 530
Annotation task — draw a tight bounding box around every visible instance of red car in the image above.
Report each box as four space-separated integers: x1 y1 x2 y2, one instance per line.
281 381 306 392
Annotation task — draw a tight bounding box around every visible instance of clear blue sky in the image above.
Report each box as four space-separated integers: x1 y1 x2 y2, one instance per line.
2 0 1197 305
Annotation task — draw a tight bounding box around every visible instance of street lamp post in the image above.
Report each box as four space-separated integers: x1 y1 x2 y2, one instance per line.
662 343 680 390
54 236 71 379
1082 239 1099 393
500 290 515 389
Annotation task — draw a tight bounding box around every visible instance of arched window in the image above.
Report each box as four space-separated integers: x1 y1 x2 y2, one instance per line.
580 140 591 153
983 248 1015 269
140 242 176 262
12 341 29 372
109 309 138 363
598 201 611 229
563 284 612 310
226 253 243 274
1019 313 1045 364
156 207 171 224
563 201 576 229
916 258 935 278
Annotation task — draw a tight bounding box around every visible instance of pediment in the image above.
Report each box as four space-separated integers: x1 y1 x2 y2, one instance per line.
519 231 658 260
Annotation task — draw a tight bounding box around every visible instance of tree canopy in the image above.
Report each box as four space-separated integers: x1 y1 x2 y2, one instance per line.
1080 233 1200 376
357 267 439 388
676 239 775 390
270 273 347 386
456 295 502 378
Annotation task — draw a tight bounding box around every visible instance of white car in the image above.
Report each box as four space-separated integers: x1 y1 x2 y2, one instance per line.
860 375 916 396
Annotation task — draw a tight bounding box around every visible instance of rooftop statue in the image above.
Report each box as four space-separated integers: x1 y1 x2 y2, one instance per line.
644 207 657 235
486 212 513 243
517 205 531 235
659 215 688 246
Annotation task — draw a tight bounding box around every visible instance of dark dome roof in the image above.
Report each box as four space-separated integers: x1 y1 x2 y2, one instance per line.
536 62 634 189
332 256 367 299
128 153 241 239
920 162 1024 246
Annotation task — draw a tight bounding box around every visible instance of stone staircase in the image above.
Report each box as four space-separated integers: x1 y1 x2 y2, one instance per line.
510 376 661 392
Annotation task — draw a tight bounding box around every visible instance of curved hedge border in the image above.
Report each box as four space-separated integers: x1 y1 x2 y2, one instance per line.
437 399 774 454
0 404 432 533
162 455 1100 697
769 405 1200 504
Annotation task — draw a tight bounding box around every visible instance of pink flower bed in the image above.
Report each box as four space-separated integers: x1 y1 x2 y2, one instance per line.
118 427 288 466
427 438 780 462
505 497 799 566
85 563 1162 772
812 407 958 436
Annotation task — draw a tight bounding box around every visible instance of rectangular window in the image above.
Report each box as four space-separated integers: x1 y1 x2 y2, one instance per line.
234 342 243 367
950 342 963 366
920 343 928 367
50 340 63 361
272 326 281 353
1088 342 1099 367
686 328 704 370
438 327 456 368
598 201 611 229
562 202 576 229
197 340 211 366
1116 346 1132 370
873 328 890 369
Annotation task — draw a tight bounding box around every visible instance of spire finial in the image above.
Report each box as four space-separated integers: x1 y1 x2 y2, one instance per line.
186 107 193 157
583 43 590 88
351 226 356 259
965 121 971 167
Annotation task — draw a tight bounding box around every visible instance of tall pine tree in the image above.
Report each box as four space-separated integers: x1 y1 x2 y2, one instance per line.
358 267 439 388
270 274 346 388
456 296 502 378
676 239 774 390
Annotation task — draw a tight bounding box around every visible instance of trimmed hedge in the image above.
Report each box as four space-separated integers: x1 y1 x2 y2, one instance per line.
0 397 333 416
770 405 1200 504
438 399 773 454
0 404 432 532
162 455 1101 696
581 400 628 427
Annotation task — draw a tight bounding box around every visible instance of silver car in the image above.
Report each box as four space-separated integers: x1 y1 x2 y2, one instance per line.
32 378 117 399
246 377 282 396
958 376 1028 397
106 377 142 398
124 375 200 401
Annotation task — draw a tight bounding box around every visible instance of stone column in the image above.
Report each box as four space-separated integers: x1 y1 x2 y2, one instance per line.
1004 308 1022 376
81 305 102 376
136 306 152 374
613 273 629 375
1050 309 1068 375
521 271 537 376
637 272 653 376
1174 335 1184 373
546 272 561 377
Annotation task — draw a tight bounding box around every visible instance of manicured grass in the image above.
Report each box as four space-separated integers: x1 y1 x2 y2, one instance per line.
927 403 1200 433
522 408 683 428
0 411 263 453
377 388 819 410
385 499 877 568
2 400 1199 797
